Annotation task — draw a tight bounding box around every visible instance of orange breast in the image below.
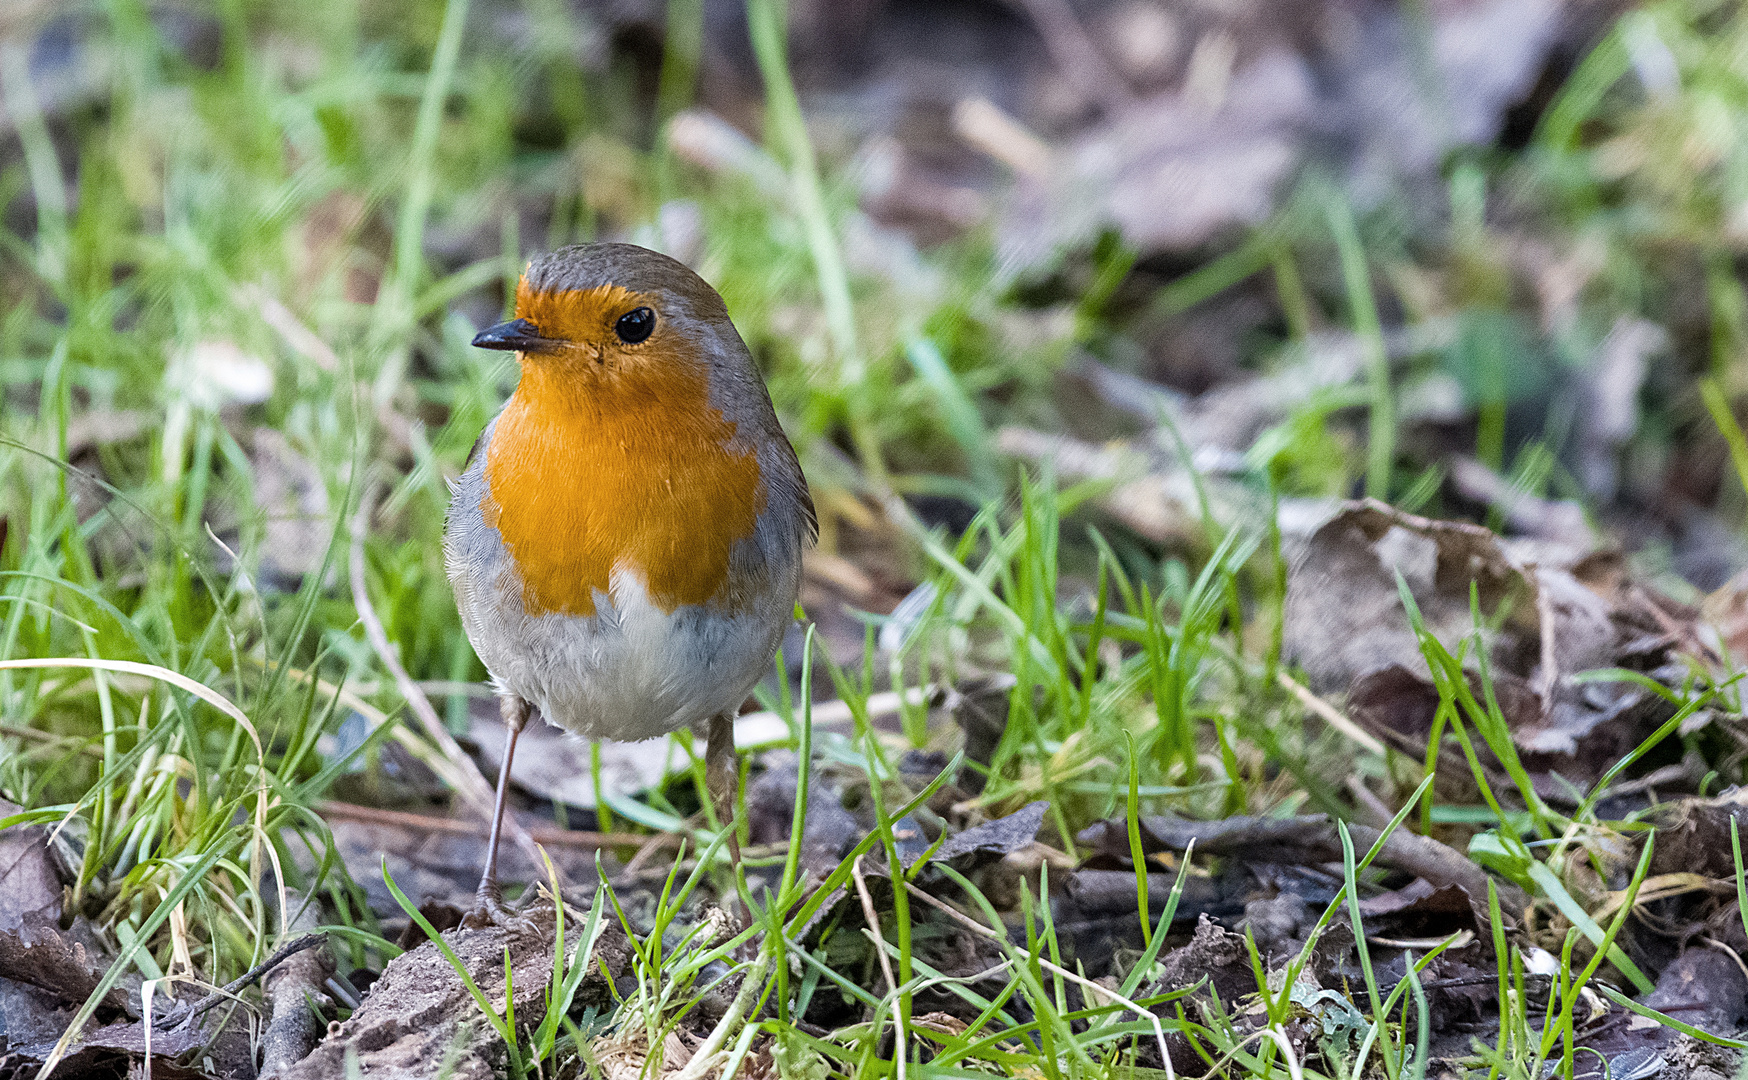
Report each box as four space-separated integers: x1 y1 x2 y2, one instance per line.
481 351 765 618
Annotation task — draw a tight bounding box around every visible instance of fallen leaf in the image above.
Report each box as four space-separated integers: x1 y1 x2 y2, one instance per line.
1286 500 1703 786
0 919 136 1020
1147 914 1256 1017
986 51 1313 268
930 801 1049 872
744 753 864 880
1644 790 1748 881
0 976 75 1054
977 0 1574 266
1283 499 1537 695
284 900 623 1080
0 801 61 934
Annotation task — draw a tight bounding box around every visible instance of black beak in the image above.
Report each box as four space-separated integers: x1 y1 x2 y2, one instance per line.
472 318 549 351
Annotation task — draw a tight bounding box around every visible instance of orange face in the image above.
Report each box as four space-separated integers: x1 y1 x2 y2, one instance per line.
480 281 767 618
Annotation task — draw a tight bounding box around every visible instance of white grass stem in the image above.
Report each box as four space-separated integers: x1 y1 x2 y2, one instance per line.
853 854 907 1080
669 948 771 1080
1277 670 1388 757
716 1018 762 1080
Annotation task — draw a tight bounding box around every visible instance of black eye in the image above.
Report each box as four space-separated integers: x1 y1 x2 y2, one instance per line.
615 307 655 344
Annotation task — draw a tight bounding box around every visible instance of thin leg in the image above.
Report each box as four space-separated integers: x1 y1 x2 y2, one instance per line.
464 694 531 928
704 711 743 872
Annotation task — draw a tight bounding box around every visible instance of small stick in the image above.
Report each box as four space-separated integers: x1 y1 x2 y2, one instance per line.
258 897 334 1080
1277 670 1388 757
1534 574 1559 715
317 800 671 851
621 828 685 879
853 855 907 1080
159 934 326 1028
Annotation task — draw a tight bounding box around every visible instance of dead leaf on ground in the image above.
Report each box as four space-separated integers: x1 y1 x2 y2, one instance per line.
1547 946 1748 1080
743 752 863 881
0 977 73 1056
5 1012 255 1080
1283 499 1539 695
1644 789 1748 881
983 50 1312 268
1130 914 1261 1076
0 919 136 1022
0 803 136 1033
283 898 627 1080
929 800 1049 873
975 0 1574 267
0 800 61 933
1288 500 1701 788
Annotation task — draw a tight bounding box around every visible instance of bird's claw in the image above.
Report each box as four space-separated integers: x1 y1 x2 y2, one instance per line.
459 884 537 934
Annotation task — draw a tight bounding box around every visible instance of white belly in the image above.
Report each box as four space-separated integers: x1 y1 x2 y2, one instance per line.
456 562 789 742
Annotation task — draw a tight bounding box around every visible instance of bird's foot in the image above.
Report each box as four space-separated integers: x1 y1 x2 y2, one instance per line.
459 881 537 934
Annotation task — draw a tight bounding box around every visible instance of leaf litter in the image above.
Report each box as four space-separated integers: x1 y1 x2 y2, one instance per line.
18 493 1748 1079
0 801 259 1079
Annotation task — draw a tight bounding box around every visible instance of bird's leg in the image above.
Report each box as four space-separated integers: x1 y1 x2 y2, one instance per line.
463 693 532 929
704 711 744 875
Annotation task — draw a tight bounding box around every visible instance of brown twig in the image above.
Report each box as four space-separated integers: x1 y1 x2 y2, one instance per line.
1347 824 1532 918
952 98 1054 178
257 898 334 1080
1120 814 1532 919
621 828 687 878
317 800 678 852
159 934 326 1029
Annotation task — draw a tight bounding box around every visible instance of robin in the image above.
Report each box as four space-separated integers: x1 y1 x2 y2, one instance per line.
445 242 815 921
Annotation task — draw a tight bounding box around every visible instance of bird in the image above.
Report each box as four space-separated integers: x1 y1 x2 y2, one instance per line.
444 241 815 923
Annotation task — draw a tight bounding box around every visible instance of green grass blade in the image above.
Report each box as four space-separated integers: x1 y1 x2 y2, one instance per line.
1324 191 1393 501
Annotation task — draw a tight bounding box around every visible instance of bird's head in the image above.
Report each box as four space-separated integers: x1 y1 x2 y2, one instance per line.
473 243 734 388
